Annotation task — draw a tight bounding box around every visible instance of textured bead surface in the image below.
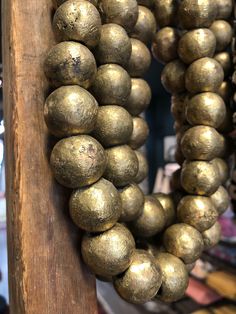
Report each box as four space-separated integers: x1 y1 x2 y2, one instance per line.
128 117 149 149
154 0 177 28
161 60 186 94
134 151 149 184
202 222 221 249
210 20 233 52
152 193 175 227
210 186 230 215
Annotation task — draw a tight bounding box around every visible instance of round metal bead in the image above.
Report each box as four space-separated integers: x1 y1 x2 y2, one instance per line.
154 0 177 28
202 222 221 249
134 151 149 184
210 186 230 215
214 52 232 77
161 60 186 94
210 20 233 52
152 193 176 227
128 117 149 150
216 0 233 19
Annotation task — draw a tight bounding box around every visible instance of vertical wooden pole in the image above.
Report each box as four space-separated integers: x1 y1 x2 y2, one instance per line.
2 1 98 313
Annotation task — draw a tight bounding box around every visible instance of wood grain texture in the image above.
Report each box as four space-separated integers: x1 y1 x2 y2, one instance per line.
2 1 98 313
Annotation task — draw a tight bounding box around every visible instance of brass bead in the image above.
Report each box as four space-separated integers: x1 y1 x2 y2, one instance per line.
152 193 176 227
98 0 138 33
127 39 151 77
119 183 144 222
54 0 98 8
181 160 221 196
211 158 229 184
155 253 189 302
178 0 217 29
131 6 156 44
218 81 233 102
94 23 131 66
185 262 196 273
181 125 224 161
128 117 149 150
177 195 218 232
178 29 216 64
44 41 97 88
214 52 232 77
216 0 233 19
186 92 226 129
210 20 233 52
90 64 131 106
163 223 204 263
53 0 101 48
81 223 135 277
137 0 154 8
202 222 221 249
130 195 166 237
210 185 230 215
152 27 180 64
125 79 152 116
69 178 121 232
185 57 224 94
114 250 162 304
134 151 149 184
44 85 98 137
161 60 186 94
104 145 139 187
50 135 107 188
93 105 133 147
154 0 177 28
171 94 187 124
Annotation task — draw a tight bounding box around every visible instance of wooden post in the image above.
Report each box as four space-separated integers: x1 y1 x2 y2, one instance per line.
2 1 98 313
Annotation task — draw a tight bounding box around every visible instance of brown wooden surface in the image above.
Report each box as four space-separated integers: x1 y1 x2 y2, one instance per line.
2 1 98 313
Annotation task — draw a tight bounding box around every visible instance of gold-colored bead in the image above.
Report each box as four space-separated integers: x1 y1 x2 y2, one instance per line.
154 0 177 28
214 52 232 77
119 183 144 222
210 185 230 215
177 195 218 232
185 262 196 273
125 79 152 116
152 27 179 64
81 223 135 277
211 158 229 184
130 195 166 237
178 0 217 29
181 125 224 161
216 0 233 20
161 60 186 94
127 39 151 77
152 193 175 227
171 94 187 124
134 151 149 184
178 29 216 64
218 81 233 102
50 135 107 188
54 0 98 8
210 20 233 52
186 92 226 129
94 23 131 66
53 0 101 48
93 105 133 147
181 160 221 196
163 223 204 263
98 0 138 33
185 57 224 94
131 6 156 44
44 42 97 88
69 178 121 232
128 117 149 150
202 221 221 249
90 64 131 106
155 253 189 302
104 145 139 187
114 250 162 304
137 0 154 8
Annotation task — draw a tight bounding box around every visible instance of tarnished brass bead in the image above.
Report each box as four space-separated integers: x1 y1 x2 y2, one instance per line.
131 6 156 44
114 250 162 304
53 0 101 48
44 85 98 138
93 105 133 147
50 135 107 188
178 0 217 29
216 0 233 19
212 158 229 184
210 186 230 215
218 81 233 102
161 60 186 94
177 195 218 232
128 117 149 150
119 183 144 222
185 57 224 94
54 0 98 8
44 42 97 88
214 52 232 77
125 79 152 116
181 160 221 196
171 94 187 124
81 223 135 277
90 64 131 106
152 193 175 227
163 223 204 263
155 253 189 302
94 23 131 66
152 27 179 64
104 145 139 187
69 178 121 232
130 195 166 237
202 222 221 249
154 0 177 28
210 20 233 52
137 0 154 8
186 92 226 129
134 151 149 184
127 39 151 77
178 29 216 64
